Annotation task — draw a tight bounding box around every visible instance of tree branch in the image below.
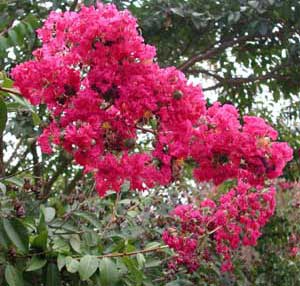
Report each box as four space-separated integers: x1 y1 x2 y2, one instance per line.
6 147 30 176
4 138 23 166
30 140 42 184
196 61 292 91
178 28 287 72
75 245 168 259
0 87 21 96
135 125 157 135
189 68 224 81
1 162 41 180
178 34 254 71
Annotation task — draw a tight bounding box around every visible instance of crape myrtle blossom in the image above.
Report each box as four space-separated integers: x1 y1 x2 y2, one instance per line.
163 182 276 272
12 3 293 272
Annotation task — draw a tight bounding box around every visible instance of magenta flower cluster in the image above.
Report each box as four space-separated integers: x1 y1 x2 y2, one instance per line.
12 4 293 272
163 182 276 272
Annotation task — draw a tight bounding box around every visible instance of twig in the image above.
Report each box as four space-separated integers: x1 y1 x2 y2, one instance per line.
74 245 169 259
0 162 42 180
6 148 30 176
199 61 291 91
135 126 157 135
178 29 286 72
202 83 223 91
207 225 222 235
100 191 121 236
15 245 168 261
178 34 254 71
102 102 114 111
0 87 21 96
53 182 96 234
5 138 23 166
30 140 42 185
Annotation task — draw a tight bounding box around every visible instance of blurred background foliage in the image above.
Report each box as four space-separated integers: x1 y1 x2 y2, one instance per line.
0 0 300 285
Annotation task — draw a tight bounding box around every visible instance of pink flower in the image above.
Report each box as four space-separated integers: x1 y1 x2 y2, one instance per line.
11 3 293 273
290 247 299 257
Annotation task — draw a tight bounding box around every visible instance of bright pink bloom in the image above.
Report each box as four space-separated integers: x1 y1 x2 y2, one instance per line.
12 3 293 272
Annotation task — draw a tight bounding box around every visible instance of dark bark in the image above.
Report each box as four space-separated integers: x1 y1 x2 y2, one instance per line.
30 141 42 185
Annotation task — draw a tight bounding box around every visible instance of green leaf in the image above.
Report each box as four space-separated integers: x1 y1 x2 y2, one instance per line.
119 199 131 205
70 234 81 253
0 37 8 52
121 180 130 193
65 256 80 273
78 255 98 281
248 0 259 9
0 181 6 193
144 242 161 250
46 263 61 286
136 253 146 269
166 279 194 286
26 256 47 272
13 23 27 45
2 77 13 88
3 177 24 187
2 218 29 253
127 210 138 218
170 7 184 17
7 29 20 45
9 94 33 112
37 210 47 233
145 259 161 268
0 96 7 134
5 265 24 286
74 212 102 229
52 237 70 254
6 102 20 112
82 232 100 247
32 112 41 126
57 255 66 271
42 207 56 223
24 14 40 30
121 257 143 284
31 230 48 250
0 220 10 249
99 258 120 286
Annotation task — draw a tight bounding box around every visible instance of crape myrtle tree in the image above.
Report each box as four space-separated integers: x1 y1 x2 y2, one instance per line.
0 1 298 285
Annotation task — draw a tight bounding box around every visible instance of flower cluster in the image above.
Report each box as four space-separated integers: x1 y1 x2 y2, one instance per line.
191 103 293 186
163 182 277 272
289 233 300 257
12 3 205 196
163 105 292 271
12 3 293 272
